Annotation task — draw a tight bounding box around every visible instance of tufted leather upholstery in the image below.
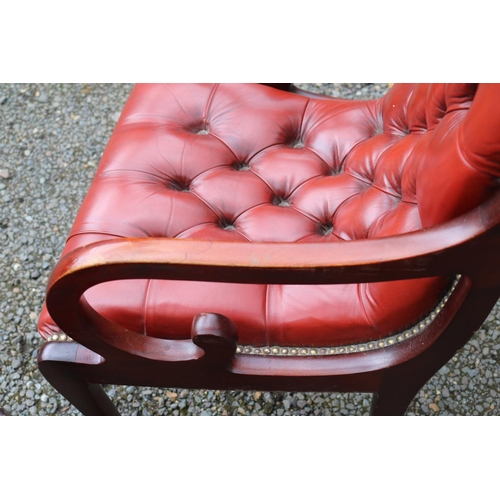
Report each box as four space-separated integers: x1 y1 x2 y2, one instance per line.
38 83 500 348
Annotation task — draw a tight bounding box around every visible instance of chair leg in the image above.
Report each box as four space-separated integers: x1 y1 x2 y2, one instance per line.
38 342 120 416
370 373 421 416
371 287 500 416
369 347 454 416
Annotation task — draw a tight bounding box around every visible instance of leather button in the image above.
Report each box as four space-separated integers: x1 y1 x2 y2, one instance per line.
219 218 236 230
272 196 291 207
291 139 305 149
192 123 210 135
169 179 191 192
319 222 334 236
233 161 251 171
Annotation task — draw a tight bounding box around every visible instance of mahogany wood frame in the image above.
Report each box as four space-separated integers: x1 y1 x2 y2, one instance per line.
38 189 500 416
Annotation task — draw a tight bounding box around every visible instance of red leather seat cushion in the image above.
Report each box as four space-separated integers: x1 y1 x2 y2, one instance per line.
39 83 499 347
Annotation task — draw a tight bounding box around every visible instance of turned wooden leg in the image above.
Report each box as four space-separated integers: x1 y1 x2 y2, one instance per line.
38 342 119 416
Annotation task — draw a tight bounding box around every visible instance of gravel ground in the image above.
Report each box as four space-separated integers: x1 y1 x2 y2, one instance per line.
0 82 499 416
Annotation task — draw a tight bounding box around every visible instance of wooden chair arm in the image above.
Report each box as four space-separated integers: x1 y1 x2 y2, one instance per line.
44 191 500 359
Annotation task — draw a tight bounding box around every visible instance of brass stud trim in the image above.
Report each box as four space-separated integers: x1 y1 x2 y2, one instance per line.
237 275 461 357
46 332 73 343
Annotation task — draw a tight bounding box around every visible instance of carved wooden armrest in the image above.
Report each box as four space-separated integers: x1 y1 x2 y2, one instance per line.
44 191 500 361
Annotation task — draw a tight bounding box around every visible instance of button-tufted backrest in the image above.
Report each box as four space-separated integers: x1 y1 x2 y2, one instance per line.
63 83 500 253
409 83 500 227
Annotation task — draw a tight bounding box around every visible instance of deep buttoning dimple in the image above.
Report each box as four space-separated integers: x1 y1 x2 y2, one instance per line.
273 196 291 207
168 179 191 192
233 162 251 171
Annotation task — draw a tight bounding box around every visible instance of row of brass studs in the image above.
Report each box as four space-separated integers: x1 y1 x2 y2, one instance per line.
236 275 461 357
46 332 72 342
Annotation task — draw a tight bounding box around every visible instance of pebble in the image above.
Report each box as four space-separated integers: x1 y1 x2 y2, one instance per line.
1 82 499 417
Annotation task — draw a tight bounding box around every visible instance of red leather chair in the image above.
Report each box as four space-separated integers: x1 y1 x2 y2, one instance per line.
37 83 500 415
